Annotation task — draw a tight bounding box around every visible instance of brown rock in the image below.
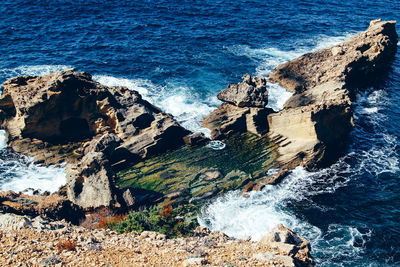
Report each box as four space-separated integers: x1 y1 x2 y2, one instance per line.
217 74 268 108
260 224 314 266
0 191 84 224
66 151 119 209
183 132 209 146
202 104 249 140
269 20 398 93
0 69 189 163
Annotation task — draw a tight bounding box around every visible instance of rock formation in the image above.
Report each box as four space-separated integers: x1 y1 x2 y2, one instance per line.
0 69 190 209
203 19 398 172
267 19 398 169
203 74 273 139
217 73 269 107
0 191 84 224
259 224 314 266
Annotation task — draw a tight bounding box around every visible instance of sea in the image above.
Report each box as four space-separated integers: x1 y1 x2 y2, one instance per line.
0 0 399 266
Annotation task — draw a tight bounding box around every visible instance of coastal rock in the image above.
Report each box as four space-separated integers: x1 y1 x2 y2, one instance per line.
217 74 268 108
0 69 189 163
66 151 119 209
0 69 190 209
260 224 314 266
0 213 32 230
202 104 249 139
0 191 84 224
183 132 209 146
266 19 398 168
269 19 398 93
203 73 272 139
202 104 272 139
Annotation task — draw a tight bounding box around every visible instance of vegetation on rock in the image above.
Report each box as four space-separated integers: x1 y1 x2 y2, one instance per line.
111 204 199 238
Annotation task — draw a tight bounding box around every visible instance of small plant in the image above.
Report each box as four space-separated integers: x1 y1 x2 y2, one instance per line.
80 207 114 229
98 214 127 229
112 204 200 238
56 240 77 252
80 207 126 229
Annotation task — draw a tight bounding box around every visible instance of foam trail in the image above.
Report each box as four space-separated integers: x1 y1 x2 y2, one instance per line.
0 130 7 149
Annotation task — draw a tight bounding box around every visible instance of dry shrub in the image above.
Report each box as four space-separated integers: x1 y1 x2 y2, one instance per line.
56 240 77 251
80 207 114 229
80 207 126 229
98 214 127 229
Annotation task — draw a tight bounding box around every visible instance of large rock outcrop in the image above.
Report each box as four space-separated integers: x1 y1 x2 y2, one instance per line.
203 74 273 139
0 69 189 163
203 19 398 171
0 69 190 209
267 19 398 168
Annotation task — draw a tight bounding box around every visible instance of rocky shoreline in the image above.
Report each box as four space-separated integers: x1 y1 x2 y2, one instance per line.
0 19 398 266
0 216 313 266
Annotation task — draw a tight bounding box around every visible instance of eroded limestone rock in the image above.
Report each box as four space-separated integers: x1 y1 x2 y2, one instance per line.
260 224 314 266
0 191 84 224
0 70 190 209
217 74 268 108
267 19 397 168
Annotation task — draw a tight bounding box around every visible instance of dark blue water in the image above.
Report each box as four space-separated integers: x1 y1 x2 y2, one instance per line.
1 1 400 266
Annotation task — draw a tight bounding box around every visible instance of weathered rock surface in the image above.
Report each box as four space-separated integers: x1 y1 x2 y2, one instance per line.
0 220 314 267
202 104 272 139
217 74 269 108
203 74 273 139
260 224 314 266
0 70 190 209
0 191 84 224
0 69 189 163
267 19 398 168
269 20 398 94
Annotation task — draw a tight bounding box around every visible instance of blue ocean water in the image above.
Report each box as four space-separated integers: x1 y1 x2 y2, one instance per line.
0 0 400 265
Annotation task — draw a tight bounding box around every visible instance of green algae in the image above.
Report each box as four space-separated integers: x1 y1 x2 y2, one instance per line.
116 133 279 204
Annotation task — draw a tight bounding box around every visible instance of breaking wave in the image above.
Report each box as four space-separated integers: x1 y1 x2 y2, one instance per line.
93 75 218 136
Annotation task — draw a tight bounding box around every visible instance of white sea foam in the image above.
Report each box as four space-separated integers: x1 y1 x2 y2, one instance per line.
311 33 354 52
207 140 226 150
0 160 66 194
0 65 70 194
0 130 7 149
93 74 218 135
198 164 350 241
0 129 65 194
266 83 293 111
0 65 72 82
